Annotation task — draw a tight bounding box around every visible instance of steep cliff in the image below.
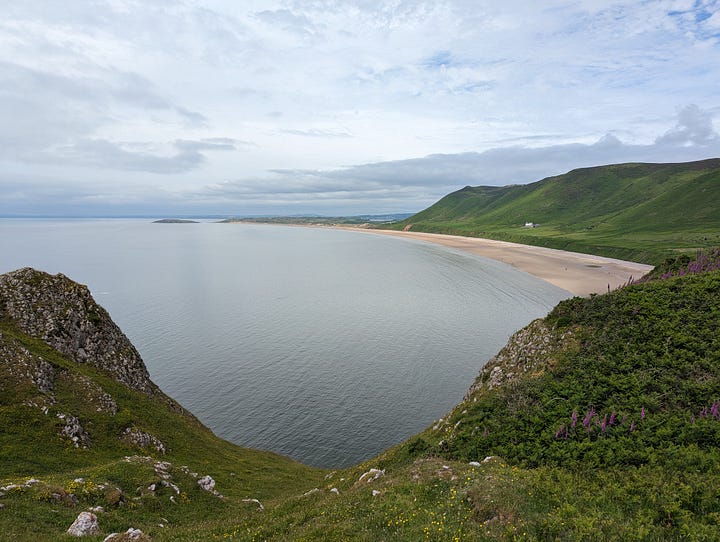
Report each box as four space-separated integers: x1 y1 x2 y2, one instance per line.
0 267 324 541
0 268 156 395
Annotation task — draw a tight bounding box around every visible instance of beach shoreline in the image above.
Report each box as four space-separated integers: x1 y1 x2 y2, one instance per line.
332 227 654 297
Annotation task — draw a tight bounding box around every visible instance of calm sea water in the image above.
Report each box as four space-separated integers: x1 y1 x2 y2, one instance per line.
0 219 570 467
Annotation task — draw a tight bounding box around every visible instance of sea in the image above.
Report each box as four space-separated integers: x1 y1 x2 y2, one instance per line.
0 219 571 467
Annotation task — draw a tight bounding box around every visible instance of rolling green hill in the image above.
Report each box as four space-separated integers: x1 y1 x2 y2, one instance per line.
388 158 720 264
3 252 720 540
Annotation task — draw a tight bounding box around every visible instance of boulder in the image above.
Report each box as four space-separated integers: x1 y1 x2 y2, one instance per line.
103 528 147 541
197 475 215 492
67 511 100 537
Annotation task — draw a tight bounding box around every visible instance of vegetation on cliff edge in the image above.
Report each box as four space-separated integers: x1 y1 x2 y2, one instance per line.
2 251 720 540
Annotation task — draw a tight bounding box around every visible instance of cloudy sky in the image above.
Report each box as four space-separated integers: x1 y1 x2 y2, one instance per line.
2 0 720 216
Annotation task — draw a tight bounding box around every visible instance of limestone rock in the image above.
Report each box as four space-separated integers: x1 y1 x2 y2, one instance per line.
122 428 166 454
358 468 385 483
103 528 148 541
0 339 56 397
66 373 117 414
67 511 100 537
57 413 90 448
241 498 264 510
197 474 223 498
0 268 156 395
197 475 215 492
32 359 55 393
465 319 575 397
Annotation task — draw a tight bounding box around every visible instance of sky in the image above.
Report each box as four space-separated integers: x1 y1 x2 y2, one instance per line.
2 0 720 217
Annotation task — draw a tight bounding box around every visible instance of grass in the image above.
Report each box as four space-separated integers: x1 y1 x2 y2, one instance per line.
3 254 720 539
0 317 326 540
384 159 720 264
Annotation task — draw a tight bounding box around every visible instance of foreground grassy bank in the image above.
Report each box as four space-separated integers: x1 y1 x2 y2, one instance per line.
2 250 720 540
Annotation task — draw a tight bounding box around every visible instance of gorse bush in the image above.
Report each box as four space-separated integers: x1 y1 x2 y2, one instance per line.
635 247 720 283
403 264 720 471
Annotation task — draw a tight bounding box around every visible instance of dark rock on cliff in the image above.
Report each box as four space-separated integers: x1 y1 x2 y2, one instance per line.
0 268 157 396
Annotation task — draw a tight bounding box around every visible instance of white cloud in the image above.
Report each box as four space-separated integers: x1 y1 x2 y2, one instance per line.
0 1 719 215
656 104 719 146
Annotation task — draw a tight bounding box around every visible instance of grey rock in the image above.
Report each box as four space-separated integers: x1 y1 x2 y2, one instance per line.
67 511 100 536
33 359 55 393
0 268 156 395
358 468 385 483
57 413 90 448
103 528 146 541
122 428 166 454
68 373 117 415
465 319 575 397
197 475 215 492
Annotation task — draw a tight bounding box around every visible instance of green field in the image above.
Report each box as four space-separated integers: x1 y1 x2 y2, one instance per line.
386 159 720 264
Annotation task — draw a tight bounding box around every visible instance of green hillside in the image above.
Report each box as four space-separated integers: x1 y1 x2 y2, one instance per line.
231 250 720 540
3 253 720 540
0 269 325 540
388 159 720 264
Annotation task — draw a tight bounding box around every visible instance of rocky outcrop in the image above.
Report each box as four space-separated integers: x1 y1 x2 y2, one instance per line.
58 412 91 448
103 528 148 541
65 373 118 414
465 319 576 398
0 268 156 396
121 428 166 454
67 511 100 536
0 336 56 395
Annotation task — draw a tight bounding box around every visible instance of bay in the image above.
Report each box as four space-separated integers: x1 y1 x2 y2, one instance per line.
0 219 570 467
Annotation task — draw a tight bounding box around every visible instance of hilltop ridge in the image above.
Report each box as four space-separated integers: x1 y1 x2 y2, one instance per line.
389 158 720 263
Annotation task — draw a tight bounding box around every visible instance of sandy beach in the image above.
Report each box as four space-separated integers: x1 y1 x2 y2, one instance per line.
341 228 654 297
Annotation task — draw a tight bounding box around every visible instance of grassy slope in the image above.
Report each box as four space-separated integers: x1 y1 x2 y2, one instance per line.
177 257 720 540
0 319 325 541
4 257 720 540
387 159 720 264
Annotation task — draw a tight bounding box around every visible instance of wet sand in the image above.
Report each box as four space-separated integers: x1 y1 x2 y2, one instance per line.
340 228 654 297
